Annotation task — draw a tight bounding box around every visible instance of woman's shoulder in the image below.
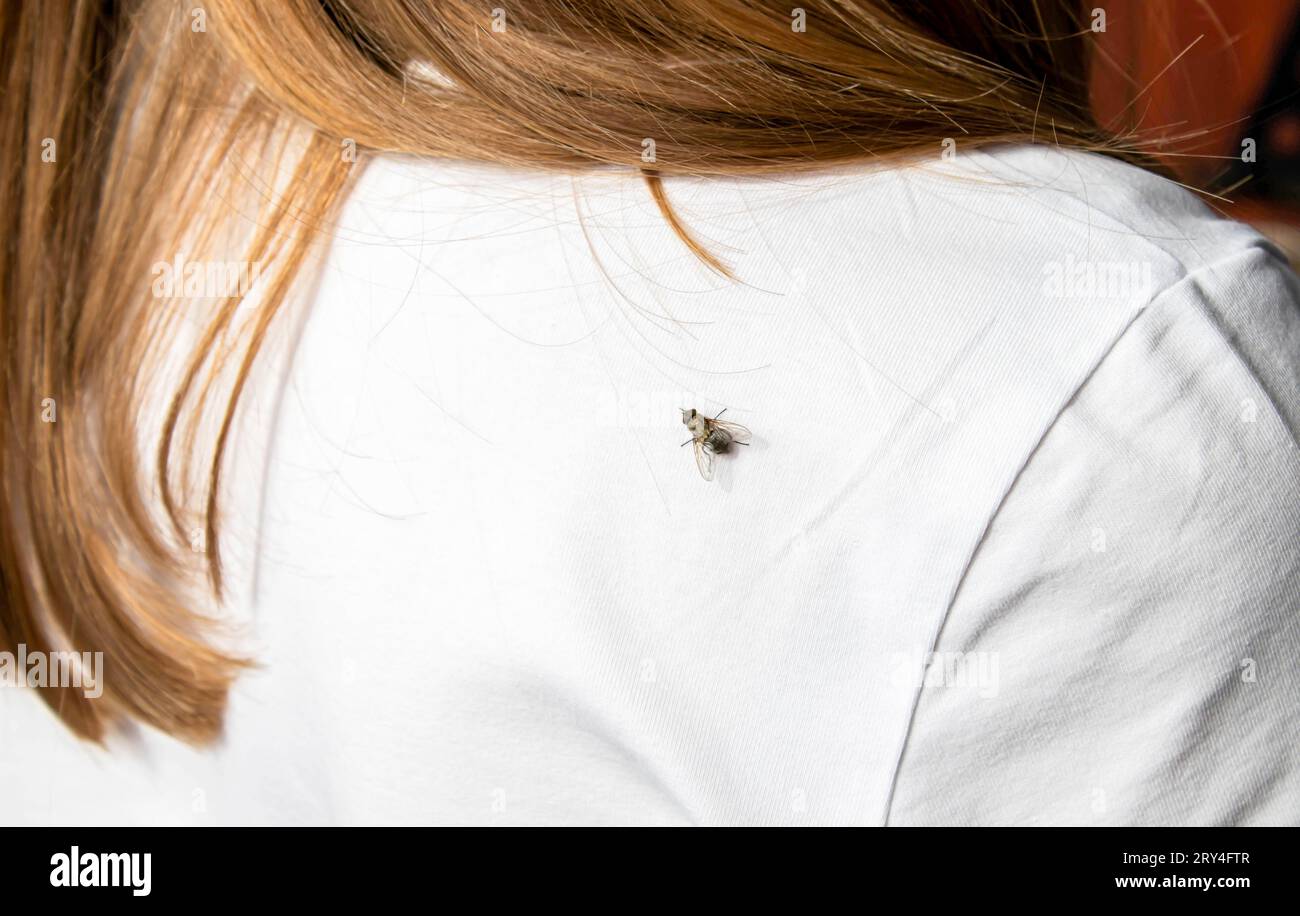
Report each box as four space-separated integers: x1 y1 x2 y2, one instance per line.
882 148 1300 825
889 236 1300 825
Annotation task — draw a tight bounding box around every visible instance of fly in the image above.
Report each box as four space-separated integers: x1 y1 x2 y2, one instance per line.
680 407 751 481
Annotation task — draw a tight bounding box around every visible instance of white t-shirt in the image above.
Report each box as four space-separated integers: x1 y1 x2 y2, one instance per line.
3 144 1297 825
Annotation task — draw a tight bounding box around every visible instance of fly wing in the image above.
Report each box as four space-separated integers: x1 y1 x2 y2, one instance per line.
693 438 716 480
710 419 751 445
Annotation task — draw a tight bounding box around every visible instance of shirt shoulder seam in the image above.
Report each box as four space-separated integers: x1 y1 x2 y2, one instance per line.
880 238 1285 826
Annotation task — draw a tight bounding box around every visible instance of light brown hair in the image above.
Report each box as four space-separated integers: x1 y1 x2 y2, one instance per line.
1 0 1159 742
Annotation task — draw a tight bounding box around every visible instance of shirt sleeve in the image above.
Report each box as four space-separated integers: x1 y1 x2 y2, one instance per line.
887 244 1300 826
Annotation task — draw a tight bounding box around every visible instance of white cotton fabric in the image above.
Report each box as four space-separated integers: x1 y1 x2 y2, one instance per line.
2 144 1297 825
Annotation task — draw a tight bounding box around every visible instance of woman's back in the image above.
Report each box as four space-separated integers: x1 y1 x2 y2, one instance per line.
4 143 1295 824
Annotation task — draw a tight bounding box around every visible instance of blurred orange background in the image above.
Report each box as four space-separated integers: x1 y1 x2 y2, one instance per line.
1091 0 1300 254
